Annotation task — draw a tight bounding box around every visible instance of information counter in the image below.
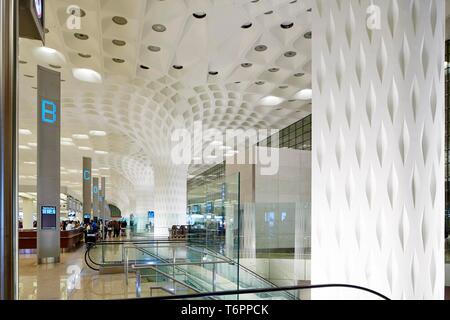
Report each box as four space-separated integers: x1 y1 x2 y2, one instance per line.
19 227 84 250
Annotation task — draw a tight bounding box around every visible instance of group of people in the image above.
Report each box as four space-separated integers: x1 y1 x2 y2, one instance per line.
61 220 81 231
103 220 127 238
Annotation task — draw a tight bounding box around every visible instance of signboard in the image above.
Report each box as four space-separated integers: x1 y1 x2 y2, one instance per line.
40 206 56 229
19 0 45 42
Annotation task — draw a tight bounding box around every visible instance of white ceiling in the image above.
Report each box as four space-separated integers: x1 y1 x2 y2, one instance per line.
18 0 313 214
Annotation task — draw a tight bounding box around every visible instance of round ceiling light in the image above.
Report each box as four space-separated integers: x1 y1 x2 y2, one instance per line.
72 68 102 84
241 63 252 68
268 67 279 72
255 45 267 52
284 51 297 58
112 58 125 63
147 45 161 52
112 39 126 46
241 22 253 29
264 10 273 15
193 12 207 19
294 88 312 100
112 16 128 25
74 33 89 40
281 22 294 29
294 72 305 77
49 64 61 69
19 60 27 64
255 81 265 85
152 24 166 32
78 53 91 58
140 65 150 70
173 65 183 70
279 85 289 89
209 71 218 75
259 95 284 106
304 31 312 39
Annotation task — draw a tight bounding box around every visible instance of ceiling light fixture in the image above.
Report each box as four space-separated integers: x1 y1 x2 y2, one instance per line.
74 33 89 40
72 68 102 83
27 142 37 147
112 58 125 63
259 96 284 106
281 22 294 29
78 146 92 151
173 65 183 70
72 134 89 140
241 63 252 68
61 141 75 146
255 45 267 52
294 88 312 100
284 51 297 58
19 129 32 135
95 150 108 155
19 145 31 150
112 39 126 46
89 130 107 136
193 12 207 19
112 16 128 25
147 45 161 52
241 22 253 29
152 24 166 32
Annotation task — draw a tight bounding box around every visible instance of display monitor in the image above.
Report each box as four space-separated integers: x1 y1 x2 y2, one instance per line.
40 206 57 229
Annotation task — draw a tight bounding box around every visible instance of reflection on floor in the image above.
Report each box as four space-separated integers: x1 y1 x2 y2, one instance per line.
19 243 137 300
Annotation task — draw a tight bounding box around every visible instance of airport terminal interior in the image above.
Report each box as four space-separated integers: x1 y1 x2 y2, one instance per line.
1 0 450 300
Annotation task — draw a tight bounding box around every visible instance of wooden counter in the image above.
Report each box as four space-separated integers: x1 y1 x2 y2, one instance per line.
19 228 84 250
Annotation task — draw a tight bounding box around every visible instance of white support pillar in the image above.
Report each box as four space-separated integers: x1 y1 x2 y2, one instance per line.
153 163 188 237
22 198 34 229
312 0 445 299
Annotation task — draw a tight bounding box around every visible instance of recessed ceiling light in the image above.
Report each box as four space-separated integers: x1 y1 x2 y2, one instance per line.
259 96 284 106
241 22 253 29
24 74 34 78
304 31 312 39
19 60 27 64
61 137 73 142
89 130 107 136
27 142 37 147
152 24 166 32
173 65 183 70
19 129 32 135
19 145 31 150
49 64 61 69
281 22 294 29
193 12 206 19
264 10 273 15
24 161 36 165
140 65 150 70
294 88 312 100
112 16 128 25
61 141 75 146
112 39 126 46
72 68 102 83
268 68 279 72
95 150 108 155
208 71 218 75
112 58 125 63
279 85 289 89
255 81 265 85
147 45 161 52
241 63 252 68
284 51 297 58
294 72 305 77
72 134 89 140
78 53 91 58
255 45 267 52
78 146 92 151
74 33 89 40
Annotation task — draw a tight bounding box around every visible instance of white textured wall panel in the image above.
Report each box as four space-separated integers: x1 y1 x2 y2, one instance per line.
312 0 445 299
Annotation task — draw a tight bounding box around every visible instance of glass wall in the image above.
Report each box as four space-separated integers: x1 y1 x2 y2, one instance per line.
446 39 450 263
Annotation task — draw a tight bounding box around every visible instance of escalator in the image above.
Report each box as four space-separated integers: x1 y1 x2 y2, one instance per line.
84 239 299 300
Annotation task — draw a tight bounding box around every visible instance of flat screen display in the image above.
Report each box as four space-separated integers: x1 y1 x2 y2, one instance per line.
41 206 57 229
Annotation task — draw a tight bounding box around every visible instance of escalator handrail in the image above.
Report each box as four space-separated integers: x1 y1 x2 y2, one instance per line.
141 283 390 300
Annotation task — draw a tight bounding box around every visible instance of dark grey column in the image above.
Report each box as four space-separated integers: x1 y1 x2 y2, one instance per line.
37 66 61 264
0 0 18 300
92 177 99 219
82 157 92 220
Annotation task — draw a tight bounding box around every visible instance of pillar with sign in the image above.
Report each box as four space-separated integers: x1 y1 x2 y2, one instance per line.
36 66 61 264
